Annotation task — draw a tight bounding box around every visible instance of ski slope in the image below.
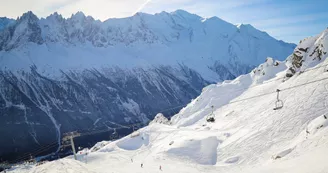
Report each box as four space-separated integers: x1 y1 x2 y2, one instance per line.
6 30 328 173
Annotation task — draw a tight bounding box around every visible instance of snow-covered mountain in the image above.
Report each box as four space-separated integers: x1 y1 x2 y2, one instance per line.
0 10 295 80
0 10 295 162
9 28 328 173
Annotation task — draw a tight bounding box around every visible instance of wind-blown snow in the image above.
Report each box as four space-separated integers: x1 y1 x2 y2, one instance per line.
167 136 219 165
116 133 150 150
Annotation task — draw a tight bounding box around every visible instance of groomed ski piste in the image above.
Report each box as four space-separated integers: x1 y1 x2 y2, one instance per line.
7 29 328 173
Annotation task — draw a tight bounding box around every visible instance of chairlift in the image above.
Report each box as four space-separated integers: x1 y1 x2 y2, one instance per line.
206 105 215 123
206 117 215 122
273 89 284 110
274 100 284 110
110 128 118 140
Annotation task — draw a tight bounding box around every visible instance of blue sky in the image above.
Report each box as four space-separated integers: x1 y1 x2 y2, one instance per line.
0 0 327 43
141 0 328 43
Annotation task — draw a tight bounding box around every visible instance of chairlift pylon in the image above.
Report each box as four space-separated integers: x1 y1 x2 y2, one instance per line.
112 128 117 134
110 128 118 140
273 89 284 110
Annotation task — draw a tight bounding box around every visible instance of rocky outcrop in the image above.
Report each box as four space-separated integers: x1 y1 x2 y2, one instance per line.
286 29 328 77
149 113 170 125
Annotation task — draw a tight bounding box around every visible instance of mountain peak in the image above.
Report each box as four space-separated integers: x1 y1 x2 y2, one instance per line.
170 9 202 20
172 9 191 14
46 12 64 21
0 11 43 51
18 11 39 22
133 11 148 16
157 11 169 15
51 12 61 18
236 23 254 29
236 23 273 39
70 11 86 20
203 16 229 24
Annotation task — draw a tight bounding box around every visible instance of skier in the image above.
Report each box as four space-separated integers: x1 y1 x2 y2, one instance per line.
141 163 143 168
306 128 310 134
159 165 162 171
305 128 310 139
131 158 133 162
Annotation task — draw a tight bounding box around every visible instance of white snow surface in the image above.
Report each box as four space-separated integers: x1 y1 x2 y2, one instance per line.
7 30 328 173
8 159 94 173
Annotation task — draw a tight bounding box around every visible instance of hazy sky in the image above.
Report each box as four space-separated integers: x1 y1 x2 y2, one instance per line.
0 0 327 43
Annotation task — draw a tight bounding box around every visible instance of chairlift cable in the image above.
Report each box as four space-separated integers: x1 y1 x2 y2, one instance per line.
8 66 328 164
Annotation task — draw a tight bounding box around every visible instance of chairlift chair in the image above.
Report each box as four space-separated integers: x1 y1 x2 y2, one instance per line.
206 117 215 122
273 100 284 110
206 105 215 122
273 89 284 110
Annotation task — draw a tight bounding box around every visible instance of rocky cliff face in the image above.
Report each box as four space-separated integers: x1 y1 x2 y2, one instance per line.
0 65 208 160
0 10 295 161
285 28 328 77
